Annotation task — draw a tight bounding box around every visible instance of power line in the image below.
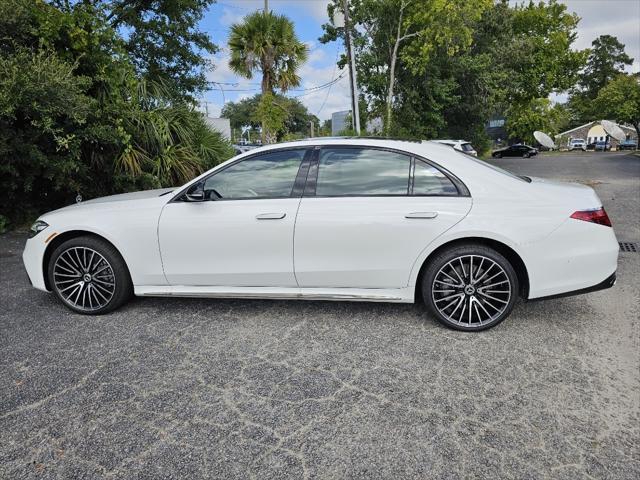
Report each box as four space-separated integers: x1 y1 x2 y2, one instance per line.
209 73 347 94
317 46 342 117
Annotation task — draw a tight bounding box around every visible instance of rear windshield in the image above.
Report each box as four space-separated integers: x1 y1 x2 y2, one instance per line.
461 153 530 183
460 143 475 152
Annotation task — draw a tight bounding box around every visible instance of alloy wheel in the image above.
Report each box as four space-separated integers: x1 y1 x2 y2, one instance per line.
431 255 512 328
53 247 116 311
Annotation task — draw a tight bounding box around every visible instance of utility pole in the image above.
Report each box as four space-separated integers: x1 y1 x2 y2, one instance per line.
264 0 268 13
342 0 361 135
310 120 315 138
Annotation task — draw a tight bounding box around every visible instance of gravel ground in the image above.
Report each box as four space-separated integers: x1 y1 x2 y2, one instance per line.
1 152 638 479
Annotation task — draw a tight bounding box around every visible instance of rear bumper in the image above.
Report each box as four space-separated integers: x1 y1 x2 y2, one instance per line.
529 271 616 301
523 218 619 299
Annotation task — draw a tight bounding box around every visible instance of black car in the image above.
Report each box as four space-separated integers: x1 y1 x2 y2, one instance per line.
492 144 538 158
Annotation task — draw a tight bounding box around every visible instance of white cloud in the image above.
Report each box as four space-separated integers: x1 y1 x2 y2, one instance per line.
295 60 351 120
220 7 246 27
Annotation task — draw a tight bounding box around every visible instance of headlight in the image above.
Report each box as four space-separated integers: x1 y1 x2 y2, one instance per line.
29 220 49 238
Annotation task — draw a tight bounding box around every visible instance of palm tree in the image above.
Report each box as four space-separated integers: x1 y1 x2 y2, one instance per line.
228 11 308 143
116 78 234 186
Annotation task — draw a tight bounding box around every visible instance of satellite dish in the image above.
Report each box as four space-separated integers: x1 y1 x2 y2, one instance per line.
601 120 626 142
534 131 555 149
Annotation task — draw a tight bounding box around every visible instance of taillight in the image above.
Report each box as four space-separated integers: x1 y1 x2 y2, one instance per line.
570 208 612 227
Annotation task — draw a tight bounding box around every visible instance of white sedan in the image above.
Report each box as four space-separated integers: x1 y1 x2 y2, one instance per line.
23 138 619 331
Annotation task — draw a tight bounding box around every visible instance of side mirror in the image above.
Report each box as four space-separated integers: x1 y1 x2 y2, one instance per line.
185 182 205 202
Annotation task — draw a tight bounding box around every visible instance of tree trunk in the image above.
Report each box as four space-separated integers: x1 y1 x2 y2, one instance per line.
261 72 270 144
385 42 399 137
384 1 407 137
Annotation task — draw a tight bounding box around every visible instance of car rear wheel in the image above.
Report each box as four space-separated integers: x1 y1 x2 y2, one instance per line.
494 153 502 158
422 244 519 331
48 236 132 314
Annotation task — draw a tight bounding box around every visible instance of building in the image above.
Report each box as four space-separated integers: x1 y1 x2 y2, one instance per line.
204 116 231 140
485 116 507 144
556 121 638 149
331 110 351 136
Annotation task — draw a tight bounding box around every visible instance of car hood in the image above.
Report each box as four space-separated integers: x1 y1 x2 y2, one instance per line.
39 188 175 223
79 188 174 205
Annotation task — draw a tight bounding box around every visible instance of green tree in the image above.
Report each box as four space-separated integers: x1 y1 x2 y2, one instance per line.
568 35 634 124
0 48 93 221
84 0 219 100
0 0 232 225
321 0 489 135
228 11 308 143
579 35 633 99
505 99 570 145
593 74 640 139
117 79 233 186
222 93 319 141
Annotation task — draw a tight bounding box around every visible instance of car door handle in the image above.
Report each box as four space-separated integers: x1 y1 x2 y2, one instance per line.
256 213 286 220
405 212 438 219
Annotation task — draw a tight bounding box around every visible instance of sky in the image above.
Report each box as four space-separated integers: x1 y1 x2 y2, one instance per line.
199 0 640 120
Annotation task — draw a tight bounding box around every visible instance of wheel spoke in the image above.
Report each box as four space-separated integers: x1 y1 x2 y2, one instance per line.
477 291 508 304
59 255 80 275
472 257 485 283
446 261 466 285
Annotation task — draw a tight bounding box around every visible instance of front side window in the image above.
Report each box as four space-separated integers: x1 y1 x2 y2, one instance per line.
413 160 458 195
315 148 410 196
203 149 305 200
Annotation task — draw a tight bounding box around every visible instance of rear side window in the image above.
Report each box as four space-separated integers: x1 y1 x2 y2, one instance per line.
413 160 458 195
316 148 410 196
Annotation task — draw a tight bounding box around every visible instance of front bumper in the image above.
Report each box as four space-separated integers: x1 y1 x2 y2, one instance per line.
22 236 49 292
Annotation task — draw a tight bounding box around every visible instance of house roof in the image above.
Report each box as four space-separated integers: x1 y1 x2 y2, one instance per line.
558 120 636 137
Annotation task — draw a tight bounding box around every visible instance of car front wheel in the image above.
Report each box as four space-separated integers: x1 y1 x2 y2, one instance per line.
422 244 519 331
48 236 132 314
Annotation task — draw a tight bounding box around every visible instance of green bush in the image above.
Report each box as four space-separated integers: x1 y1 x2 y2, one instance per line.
0 0 233 227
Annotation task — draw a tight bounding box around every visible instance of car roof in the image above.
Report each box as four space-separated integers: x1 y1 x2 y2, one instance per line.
241 137 457 157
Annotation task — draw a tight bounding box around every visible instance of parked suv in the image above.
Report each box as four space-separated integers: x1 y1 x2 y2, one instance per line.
595 141 611 151
618 139 638 151
568 138 586 151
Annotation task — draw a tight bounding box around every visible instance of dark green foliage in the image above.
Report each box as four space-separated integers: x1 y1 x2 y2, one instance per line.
103 0 219 100
0 0 232 226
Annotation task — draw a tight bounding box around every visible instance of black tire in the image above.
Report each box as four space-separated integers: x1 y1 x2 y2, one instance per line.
494 152 502 158
421 243 519 331
523 152 530 158
47 235 132 314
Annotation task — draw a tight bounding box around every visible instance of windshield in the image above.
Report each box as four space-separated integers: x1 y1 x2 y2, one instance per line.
461 143 475 152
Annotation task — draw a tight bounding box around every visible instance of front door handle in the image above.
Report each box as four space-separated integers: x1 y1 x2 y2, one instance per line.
405 212 438 219
256 213 286 220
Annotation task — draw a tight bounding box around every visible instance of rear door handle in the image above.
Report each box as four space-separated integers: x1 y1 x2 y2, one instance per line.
256 213 286 220
405 212 438 219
